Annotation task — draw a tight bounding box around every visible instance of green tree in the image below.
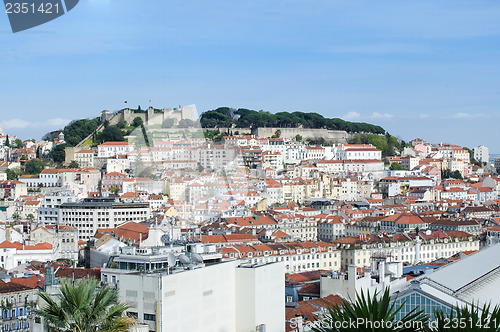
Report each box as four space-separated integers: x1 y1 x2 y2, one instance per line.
5 167 23 180
101 126 124 142
200 107 386 134
162 118 175 128
441 169 463 180
109 186 120 195
178 119 195 128
116 121 127 129
12 213 21 223
26 214 35 223
390 162 405 170
25 159 45 175
36 279 134 332
48 144 67 164
132 117 144 128
4 135 9 147
15 139 24 149
60 118 102 147
311 288 428 332
295 134 302 142
69 160 79 168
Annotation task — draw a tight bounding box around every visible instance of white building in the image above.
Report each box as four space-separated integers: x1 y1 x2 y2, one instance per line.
220 241 341 274
74 149 95 168
334 230 479 270
335 144 382 161
38 190 78 225
102 260 285 332
317 216 347 242
29 225 79 262
106 155 131 174
0 241 56 270
473 145 489 164
59 197 150 241
320 258 407 300
97 141 134 158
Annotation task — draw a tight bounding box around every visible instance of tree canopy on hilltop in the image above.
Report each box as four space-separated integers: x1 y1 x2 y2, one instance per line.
200 107 385 134
62 118 102 146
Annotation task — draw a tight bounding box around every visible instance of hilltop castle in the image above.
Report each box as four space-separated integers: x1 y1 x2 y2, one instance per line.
101 105 197 127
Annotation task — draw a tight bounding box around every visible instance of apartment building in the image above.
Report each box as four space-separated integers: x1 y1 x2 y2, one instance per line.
220 241 341 273
97 141 134 158
334 230 479 270
58 197 149 241
102 260 285 332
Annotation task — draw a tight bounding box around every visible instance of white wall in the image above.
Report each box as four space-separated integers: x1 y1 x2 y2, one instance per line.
115 261 285 332
235 262 285 332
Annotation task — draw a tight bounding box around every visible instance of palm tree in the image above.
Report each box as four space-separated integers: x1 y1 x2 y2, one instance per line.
12 213 21 223
311 288 429 332
430 302 500 332
36 279 134 332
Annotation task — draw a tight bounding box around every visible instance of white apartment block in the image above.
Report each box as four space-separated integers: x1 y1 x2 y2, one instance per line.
272 213 318 241
317 216 347 241
334 231 479 270
38 190 78 225
29 225 79 262
335 144 382 161
197 145 237 170
0 242 57 270
262 151 283 170
102 261 285 332
74 149 94 168
97 141 134 158
473 145 489 164
58 198 150 241
221 242 341 274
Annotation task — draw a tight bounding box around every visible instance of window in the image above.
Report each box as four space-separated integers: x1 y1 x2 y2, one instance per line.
286 296 293 303
144 313 156 321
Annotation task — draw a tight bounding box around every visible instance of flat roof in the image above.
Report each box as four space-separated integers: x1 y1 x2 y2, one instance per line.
424 243 500 292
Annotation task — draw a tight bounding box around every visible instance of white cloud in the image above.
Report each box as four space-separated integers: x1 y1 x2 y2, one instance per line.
370 112 394 119
340 112 394 121
452 112 484 119
419 114 430 119
328 43 426 55
1 119 32 129
341 112 361 120
1 118 70 130
46 118 72 127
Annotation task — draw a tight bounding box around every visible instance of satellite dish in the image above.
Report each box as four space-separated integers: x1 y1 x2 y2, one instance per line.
168 252 176 267
178 254 191 265
192 253 204 264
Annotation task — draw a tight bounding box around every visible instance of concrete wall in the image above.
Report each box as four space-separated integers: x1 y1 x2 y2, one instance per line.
104 105 198 128
254 127 348 144
235 262 285 332
114 261 284 332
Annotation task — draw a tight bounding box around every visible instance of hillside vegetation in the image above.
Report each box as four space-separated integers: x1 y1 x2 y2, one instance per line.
200 107 385 135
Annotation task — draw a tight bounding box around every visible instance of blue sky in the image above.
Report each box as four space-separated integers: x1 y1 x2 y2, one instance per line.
1 1 500 152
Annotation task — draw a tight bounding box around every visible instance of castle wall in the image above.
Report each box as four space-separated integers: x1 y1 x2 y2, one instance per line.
254 127 347 144
104 106 198 128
